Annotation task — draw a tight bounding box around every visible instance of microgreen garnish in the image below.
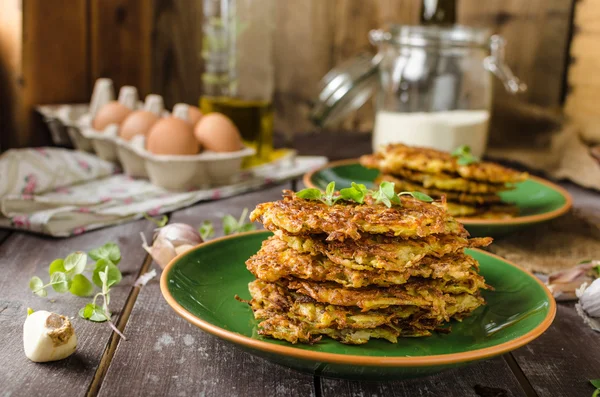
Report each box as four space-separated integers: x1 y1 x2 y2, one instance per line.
199 220 215 240
143 213 169 227
590 379 600 397
28 242 126 339
222 208 256 235
27 307 34 316
452 145 479 166
399 191 434 202
296 181 434 208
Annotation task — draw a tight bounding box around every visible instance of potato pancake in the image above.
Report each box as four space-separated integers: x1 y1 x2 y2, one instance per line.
375 174 503 204
248 280 483 344
251 190 467 241
284 277 487 313
361 143 528 184
247 236 485 288
276 231 491 272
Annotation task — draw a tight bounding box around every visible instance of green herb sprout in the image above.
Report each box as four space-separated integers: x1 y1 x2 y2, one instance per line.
296 181 433 208
451 145 480 166
29 242 126 339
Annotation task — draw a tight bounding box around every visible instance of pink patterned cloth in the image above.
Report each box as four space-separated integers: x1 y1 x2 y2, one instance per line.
0 147 327 237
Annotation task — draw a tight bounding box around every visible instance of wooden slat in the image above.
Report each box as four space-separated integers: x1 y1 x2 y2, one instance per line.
321 357 528 397
97 185 317 397
149 0 203 109
0 220 154 396
565 0 600 143
90 0 153 96
511 303 600 397
0 0 90 149
0 0 22 152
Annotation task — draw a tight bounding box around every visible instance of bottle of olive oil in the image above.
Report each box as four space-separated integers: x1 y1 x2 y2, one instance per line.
200 0 275 166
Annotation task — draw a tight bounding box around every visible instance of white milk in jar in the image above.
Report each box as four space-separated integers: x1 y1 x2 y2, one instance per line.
372 110 490 157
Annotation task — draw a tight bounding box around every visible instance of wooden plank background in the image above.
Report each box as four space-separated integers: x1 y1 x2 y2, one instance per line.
0 0 575 149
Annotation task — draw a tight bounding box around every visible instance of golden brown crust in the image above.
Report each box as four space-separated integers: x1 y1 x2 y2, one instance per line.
276 231 491 272
248 280 484 344
284 276 487 312
361 143 528 184
250 191 467 241
247 236 484 288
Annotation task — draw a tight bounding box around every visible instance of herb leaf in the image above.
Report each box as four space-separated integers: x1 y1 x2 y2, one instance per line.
49 259 66 275
50 272 70 293
399 191 434 202
89 243 121 264
79 303 108 322
339 183 366 204
222 215 238 236
27 308 34 316
64 252 87 275
591 379 600 389
325 181 335 198
92 259 122 288
70 274 94 297
296 188 323 200
451 145 479 166
199 220 215 240
29 276 47 297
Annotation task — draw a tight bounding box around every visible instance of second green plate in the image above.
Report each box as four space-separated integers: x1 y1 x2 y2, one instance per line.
303 160 572 237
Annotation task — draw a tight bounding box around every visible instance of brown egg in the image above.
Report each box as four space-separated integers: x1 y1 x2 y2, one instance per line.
147 117 200 155
193 113 243 152
93 101 133 131
188 106 203 126
119 111 159 141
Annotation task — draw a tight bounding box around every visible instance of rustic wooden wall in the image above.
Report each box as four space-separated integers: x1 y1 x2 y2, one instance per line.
0 0 575 148
564 0 600 144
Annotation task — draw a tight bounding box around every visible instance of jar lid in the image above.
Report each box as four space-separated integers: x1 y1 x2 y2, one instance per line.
385 25 491 48
310 53 380 128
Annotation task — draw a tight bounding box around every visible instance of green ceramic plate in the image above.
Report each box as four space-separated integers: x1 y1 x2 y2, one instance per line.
303 159 572 237
161 231 556 381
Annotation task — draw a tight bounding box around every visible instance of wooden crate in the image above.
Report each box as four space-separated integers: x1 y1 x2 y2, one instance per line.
564 0 600 144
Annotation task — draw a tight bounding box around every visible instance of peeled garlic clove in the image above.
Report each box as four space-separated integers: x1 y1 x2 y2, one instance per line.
23 311 77 362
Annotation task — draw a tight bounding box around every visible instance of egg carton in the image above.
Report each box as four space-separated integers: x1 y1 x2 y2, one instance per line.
37 80 258 191
114 136 256 189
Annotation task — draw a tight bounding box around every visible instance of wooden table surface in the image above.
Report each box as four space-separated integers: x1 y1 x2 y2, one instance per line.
1 133 599 397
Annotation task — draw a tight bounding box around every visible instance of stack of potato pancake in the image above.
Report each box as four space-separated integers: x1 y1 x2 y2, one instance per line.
361 144 529 218
244 189 492 345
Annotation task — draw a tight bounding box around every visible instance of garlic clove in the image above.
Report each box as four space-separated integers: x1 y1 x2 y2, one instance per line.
141 223 203 268
23 310 77 362
174 244 196 255
579 278 600 318
156 223 202 247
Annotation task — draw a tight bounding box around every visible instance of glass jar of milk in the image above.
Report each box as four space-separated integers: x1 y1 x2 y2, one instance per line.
311 25 526 157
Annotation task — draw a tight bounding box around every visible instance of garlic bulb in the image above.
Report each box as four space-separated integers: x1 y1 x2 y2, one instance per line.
576 278 600 332
141 223 203 268
23 311 77 362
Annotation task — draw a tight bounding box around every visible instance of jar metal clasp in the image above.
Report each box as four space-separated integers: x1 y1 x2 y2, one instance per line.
484 35 527 94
